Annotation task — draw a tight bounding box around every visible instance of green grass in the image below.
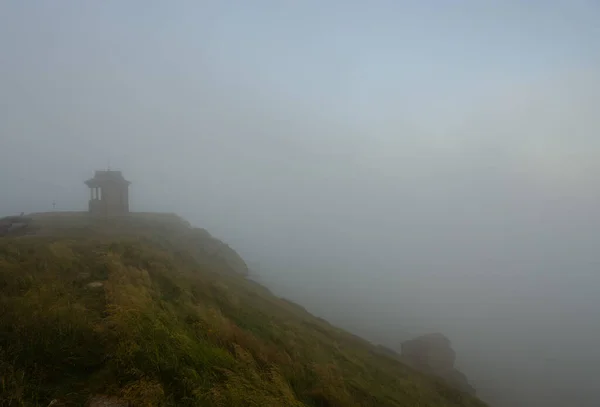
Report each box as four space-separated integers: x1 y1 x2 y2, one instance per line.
0 213 487 406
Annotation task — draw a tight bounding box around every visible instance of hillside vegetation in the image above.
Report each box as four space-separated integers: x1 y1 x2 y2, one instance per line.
0 212 487 407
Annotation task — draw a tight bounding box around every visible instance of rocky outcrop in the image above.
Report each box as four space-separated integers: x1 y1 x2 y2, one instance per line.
400 333 476 395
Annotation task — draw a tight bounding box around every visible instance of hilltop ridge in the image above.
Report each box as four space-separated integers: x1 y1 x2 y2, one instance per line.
0 212 487 406
2 212 249 276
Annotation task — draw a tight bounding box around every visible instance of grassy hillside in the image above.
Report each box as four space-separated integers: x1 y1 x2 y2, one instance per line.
0 213 487 407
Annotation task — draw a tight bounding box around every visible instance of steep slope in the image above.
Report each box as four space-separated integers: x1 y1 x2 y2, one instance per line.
0 213 487 407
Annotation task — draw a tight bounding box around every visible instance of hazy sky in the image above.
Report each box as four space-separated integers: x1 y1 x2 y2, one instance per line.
2 2 600 406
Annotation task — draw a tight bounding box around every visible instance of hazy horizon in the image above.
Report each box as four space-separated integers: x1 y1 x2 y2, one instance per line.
2 2 600 406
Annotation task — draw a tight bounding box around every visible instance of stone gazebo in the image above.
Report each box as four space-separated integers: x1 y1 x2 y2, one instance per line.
84 170 131 216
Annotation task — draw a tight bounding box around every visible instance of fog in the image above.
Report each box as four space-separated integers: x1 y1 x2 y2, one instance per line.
2 2 600 406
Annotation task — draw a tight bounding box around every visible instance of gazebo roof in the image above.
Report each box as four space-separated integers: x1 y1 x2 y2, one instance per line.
85 170 131 187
